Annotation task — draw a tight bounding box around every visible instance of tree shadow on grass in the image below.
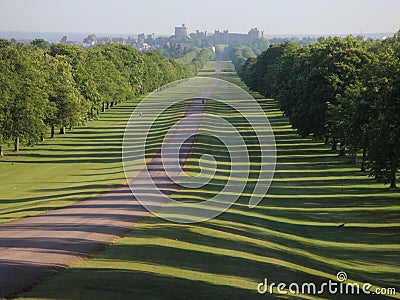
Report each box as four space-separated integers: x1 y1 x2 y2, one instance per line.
23 268 277 300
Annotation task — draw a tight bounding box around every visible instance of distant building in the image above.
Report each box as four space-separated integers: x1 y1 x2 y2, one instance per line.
82 34 97 46
127 36 136 44
56 25 265 51
96 37 113 44
137 33 145 43
60 36 68 44
147 33 156 40
82 35 127 46
175 24 189 39
213 27 264 44
112 37 127 45
248 28 264 41
191 30 208 40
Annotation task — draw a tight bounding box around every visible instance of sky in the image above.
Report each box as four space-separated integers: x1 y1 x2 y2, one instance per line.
0 0 399 36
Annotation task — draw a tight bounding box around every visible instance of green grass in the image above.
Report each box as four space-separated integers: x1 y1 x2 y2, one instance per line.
0 93 189 223
20 61 400 299
0 100 135 223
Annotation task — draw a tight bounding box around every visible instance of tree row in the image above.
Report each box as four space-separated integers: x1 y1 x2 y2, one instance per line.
233 33 400 188
0 40 215 156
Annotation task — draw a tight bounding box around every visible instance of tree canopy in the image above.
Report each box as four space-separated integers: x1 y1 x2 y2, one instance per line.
0 40 215 156
234 32 400 188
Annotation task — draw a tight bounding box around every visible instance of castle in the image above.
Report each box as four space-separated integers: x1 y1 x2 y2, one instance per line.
175 24 264 44
213 28 264 44
174 24 190 39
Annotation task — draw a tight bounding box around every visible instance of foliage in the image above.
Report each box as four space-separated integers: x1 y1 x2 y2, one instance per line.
0 44 50 150
235 32 400 188
31 38 51 50
0 42 214 155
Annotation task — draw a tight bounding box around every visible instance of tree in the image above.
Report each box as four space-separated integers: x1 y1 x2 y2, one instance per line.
328 81 371 168
50 44 102 118
0 66 9 156
0 44 50 151
31 38 50 50
0 38 211 155
45 55 87 136
237 32 400 188
365 35 400 188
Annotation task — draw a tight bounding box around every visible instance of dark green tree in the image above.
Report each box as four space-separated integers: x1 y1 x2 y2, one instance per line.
31 38 50 50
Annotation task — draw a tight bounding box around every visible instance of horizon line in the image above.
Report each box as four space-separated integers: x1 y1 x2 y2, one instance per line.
0 29 396 37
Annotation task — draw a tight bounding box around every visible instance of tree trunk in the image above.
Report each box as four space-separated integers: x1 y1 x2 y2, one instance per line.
361 148 367 172
390 167 397 189
59 126 66 135
14 136 19 152
51 125 55 139
106 102 110 109
324 136 329 145
0 145 4 157
40 135 45 142
101 102 105 112
339 144 346 157
110 101 114 108
331 141 338 151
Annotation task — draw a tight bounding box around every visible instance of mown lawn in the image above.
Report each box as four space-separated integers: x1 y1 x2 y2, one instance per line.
0 93 188 223
0 100 136 223
21 61 400 300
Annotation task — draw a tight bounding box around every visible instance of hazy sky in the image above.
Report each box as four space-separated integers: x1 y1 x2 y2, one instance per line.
0 0 398 35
